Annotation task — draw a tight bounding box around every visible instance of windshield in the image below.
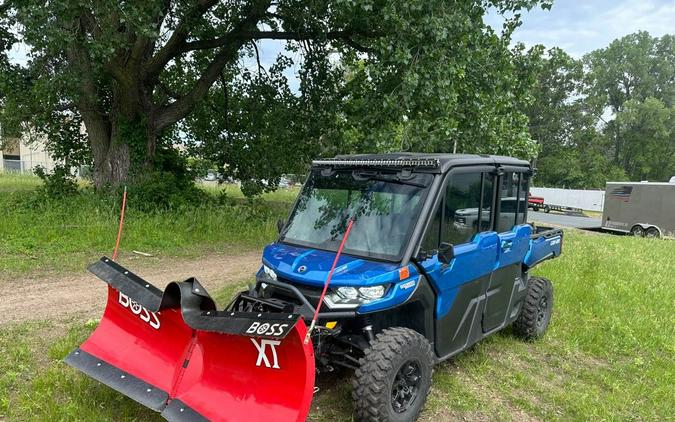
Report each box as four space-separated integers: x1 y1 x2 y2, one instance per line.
280 170 434 260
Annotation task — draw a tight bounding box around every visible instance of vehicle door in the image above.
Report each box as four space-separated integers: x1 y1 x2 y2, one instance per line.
417 167 498 359
482 169 532 332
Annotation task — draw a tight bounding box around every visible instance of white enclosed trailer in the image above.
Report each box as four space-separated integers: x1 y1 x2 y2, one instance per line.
602 181 675 238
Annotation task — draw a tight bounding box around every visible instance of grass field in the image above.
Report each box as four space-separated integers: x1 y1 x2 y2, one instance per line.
1 231 673 421
0 173 298 278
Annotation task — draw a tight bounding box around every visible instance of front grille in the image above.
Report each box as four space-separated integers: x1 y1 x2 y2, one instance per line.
268 278 324 309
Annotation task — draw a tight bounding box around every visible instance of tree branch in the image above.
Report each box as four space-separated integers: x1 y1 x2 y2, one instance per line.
181 30 379 52
79 10 102 39
153 0 272 132
250 40 265 77
157 80 180 100
145 0 219 79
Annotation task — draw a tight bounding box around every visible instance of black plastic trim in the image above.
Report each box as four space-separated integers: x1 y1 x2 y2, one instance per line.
161 399 209 422
64 348 168 411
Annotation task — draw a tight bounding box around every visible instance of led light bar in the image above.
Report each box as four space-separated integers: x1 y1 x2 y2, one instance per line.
312 158 440 168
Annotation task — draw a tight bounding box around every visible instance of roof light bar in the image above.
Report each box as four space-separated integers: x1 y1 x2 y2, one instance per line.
312 158 440 168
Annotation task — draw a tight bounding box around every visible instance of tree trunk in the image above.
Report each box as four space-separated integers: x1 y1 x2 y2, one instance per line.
88 118 131 189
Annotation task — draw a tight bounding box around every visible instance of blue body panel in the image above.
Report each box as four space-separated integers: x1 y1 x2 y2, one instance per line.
262 224 558 316
525 232 562 268
418 232 499 318
261 243 419 312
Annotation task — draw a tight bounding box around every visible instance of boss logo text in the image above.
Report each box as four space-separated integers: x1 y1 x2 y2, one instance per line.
246 321 289 337
118 292 161 330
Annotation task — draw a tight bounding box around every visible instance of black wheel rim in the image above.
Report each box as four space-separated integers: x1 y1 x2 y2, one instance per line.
391 360 422 413
536 295 549 328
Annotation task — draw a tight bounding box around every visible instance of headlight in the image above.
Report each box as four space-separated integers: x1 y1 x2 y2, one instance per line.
337 286 358 300
262 264 277 281
325 285 388 309
358 285 386 300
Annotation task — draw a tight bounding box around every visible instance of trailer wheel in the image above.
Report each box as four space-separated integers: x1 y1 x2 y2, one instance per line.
532 205 539 212
544 206 551 213
645 227 660 238
513 277 553 341
630 225 645 237
352 327 433 422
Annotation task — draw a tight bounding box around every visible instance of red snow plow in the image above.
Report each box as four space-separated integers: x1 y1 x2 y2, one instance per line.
65 257 315 422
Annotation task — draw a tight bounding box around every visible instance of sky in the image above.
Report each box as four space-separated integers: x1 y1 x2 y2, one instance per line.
7 0 674 68
485 0 675 57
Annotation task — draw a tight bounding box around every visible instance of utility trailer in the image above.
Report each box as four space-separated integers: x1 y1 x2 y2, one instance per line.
65 153 563 422
602 181 675 238
527 193 545 210
527 194 583 216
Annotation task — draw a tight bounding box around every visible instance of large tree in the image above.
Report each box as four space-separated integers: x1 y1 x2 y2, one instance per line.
613 97 674 181
584 32 674 169
1 0 550 191
529 33 674 188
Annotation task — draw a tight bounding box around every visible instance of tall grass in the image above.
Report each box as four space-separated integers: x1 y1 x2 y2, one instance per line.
0 176 295 277
0 172 43 192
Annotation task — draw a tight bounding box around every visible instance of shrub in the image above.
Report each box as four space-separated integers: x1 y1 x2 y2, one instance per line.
124 171 211 212
33 165 78 198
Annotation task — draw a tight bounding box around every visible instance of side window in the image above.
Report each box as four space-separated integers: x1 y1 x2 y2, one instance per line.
480 174 494 232
420 204 441 253
517 174 529 224
441 172 485 245
497 172 527 232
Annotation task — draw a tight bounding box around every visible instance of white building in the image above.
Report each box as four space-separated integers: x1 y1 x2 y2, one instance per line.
0 128 57 173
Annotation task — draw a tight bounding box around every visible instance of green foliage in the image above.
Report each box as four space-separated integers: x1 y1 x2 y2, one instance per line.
33 165 79 197
529 33 674 188
2 0 551 196
613 97 674 181
584 31 674 113
125 171 210 211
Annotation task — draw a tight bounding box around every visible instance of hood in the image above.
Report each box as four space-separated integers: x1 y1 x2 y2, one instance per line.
261 242 402 288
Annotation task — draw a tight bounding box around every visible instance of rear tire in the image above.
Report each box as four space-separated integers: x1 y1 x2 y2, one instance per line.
352 327 433 422
645 227 660 238
513 277 553 340
630 225 645 237
544 206 551 213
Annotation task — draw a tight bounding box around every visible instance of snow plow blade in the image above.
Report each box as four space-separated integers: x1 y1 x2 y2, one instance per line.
65 257 315 422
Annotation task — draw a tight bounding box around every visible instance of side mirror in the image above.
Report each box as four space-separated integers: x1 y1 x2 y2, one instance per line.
277 219 286 234
438 242 455 265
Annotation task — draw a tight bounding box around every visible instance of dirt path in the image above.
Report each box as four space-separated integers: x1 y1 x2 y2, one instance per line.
0 251 261 325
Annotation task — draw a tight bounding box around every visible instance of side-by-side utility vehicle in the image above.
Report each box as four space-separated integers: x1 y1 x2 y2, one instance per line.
66 153 563 422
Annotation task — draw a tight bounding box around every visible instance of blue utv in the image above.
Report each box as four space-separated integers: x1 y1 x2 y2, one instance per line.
244 153 563 421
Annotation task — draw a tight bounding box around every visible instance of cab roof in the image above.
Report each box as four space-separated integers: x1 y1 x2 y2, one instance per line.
312 152 530 174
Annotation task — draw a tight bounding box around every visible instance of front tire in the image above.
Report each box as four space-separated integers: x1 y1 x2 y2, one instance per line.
513 277 553 340
352 327 433 422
